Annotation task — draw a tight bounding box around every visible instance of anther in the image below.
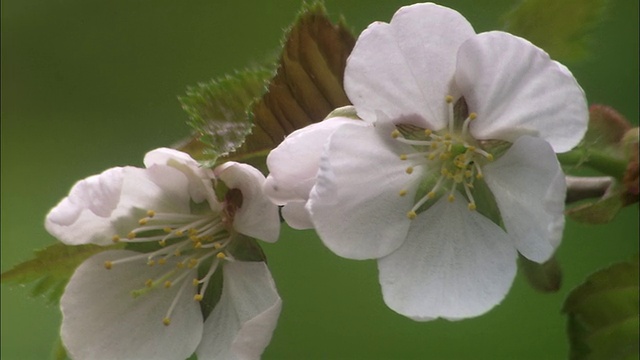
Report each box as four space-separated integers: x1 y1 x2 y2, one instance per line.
192 278 199 286
111 235 121 243
158 258 167 265
424 129 432 136
400 154 408 161
147 259 156 266
194 242 202 249
147 210 156 218
163 318 171 326
104 261 113 270
468 203 477 211
445 95 454 103
399 189 407 197
407 211 417 220
216 253 226 260
138 218 148 226
163 227 172 233
164 281 172 288
145 279 153 288
406 167 414 174
448 194 455 202
194 294 203 301
188 259 198 268
127 231 136 240
391 130 401 139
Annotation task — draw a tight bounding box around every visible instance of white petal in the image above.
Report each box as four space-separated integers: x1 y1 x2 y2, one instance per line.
45 167 126 245
60 250 203 360
483 135 566 263
215 162 280 243
197 261 281 360
456 31 588 152
263 117 359 205
144 147 219 208
378 195 517 321
344 3 475 128
282 201 314 230
308 122 420 259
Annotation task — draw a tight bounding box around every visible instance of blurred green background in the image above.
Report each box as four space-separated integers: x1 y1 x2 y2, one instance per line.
1 0 638 359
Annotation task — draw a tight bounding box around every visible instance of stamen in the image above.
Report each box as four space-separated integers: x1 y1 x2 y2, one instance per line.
162 279 191 326
461 112 477 137
446 95 454 133
463 182 477 211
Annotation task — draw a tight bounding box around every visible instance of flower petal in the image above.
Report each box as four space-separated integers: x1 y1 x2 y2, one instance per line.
282 201 314 230
263 117 359 205
483 135 566 263
378 195 517 321
456 31 588 153
308 122 420 259
144 147 220 208
344 3 475 128
45 167 126 245
60 250 203 360
215 162 280 243
197 261 281 360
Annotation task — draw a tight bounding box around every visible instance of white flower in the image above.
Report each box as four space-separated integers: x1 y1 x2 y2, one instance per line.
264 3 587 320
45 148 281 360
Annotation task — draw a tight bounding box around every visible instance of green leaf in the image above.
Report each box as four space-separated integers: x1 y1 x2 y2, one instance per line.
563 256 639 360
518 254 562 293
236 1 355 170
1 243 113 305
503 0 607 62
566 190 624 224
178 68 272 167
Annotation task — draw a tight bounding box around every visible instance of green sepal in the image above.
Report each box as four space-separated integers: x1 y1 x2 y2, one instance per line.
518 254 562 293
563 256 639 360
1 242 119 305
52 337 69 360
177 68 272 167
503 0 607 62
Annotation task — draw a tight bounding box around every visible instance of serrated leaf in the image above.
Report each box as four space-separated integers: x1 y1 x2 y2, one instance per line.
1 243 113 305
230 2 355 170
178 69 272 166
503 0 607 62
563 256 639 360
519 254 562 293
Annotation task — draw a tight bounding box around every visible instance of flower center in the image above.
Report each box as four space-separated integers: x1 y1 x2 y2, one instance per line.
104 208 233 326
393 95 494 219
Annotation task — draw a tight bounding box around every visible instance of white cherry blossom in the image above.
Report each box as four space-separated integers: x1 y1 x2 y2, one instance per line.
46 148 281 360
264 2 587 320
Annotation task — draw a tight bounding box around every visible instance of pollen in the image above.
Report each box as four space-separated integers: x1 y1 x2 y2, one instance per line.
147 210 156 217
104 261 113 270
406 167 414 174
391 130 401 139
188 259 199 268
192 278 199 286
447 194 455 202
445 95 454 103
138 218 148 225
163 318 171 326
216 252 226 260
147 259 156 266
399 189 407 197
163 227 173 233
400 154 408 161
407 211 417 220
194 294 204 301
164 281 172 288
468 203 477 211
158 258 167 265
469 112 477 120
127 231 136 240
111 235 121 243
145 279 154 288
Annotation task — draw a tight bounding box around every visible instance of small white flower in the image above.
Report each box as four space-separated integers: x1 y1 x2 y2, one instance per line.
264 2 587 320
46 148 281 360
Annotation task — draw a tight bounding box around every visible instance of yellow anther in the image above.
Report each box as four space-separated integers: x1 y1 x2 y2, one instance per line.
194 242 203 249
391 130 401 139
447 194 455 202
159 240 167 247
127 231 136 239
162 318 171 326
147 210 156 217
174 250 182 256
164 281 172 288
453 173 464 183
399 189 407 197
138 218 148 225
145 279 154 288
428 153 437 160
147 260 156 266
400 154 408 161
192 278 200 286
176 262 184 269
174 230 184 236
406 167 414 174
188 259 199 268
216 252 226 260
111 235 121 243
190 235 200 242
445 95 454 103
163 227 173 233
468 203 477 211
424 129 432 136
469 112 477 120
465 170 473 178
194 294 204 301
440 153 449 160
158 258 167 265
467 146 476 152
189 229 198 236
427 192 436 199
104 261 113 270
444 134 452 140
407 211 417 220
213 243 223 250
486 154 494 161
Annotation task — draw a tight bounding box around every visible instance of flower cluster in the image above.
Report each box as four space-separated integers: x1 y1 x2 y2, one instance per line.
46 148 281 360
43 2 591 359
263 2 587 320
